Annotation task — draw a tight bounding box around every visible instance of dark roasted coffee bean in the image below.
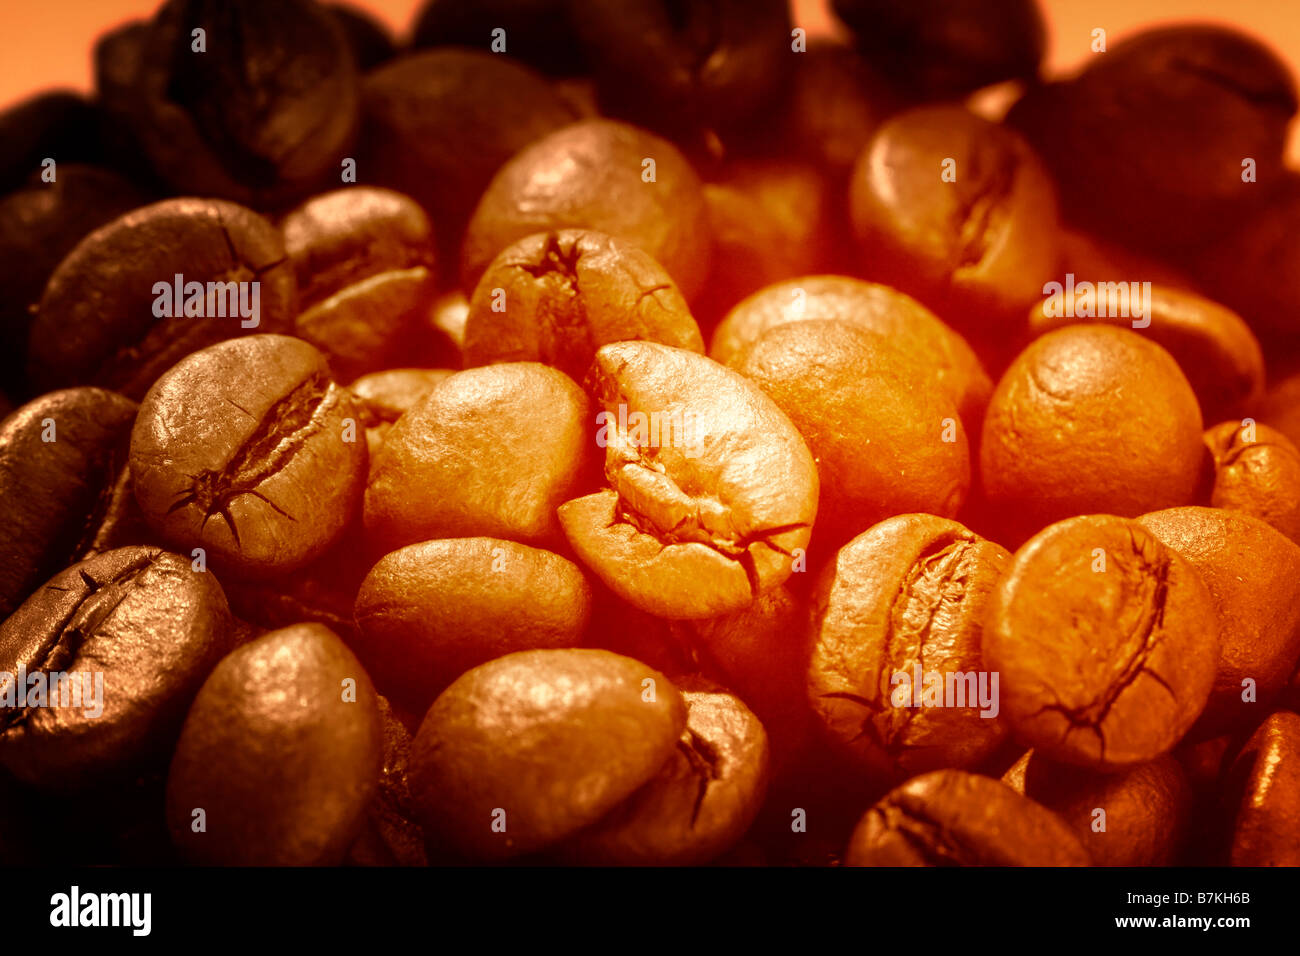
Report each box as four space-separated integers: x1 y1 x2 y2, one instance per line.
360 50 576 268
354 537 592 710
408 649 687 860
845 769 1090 866
1137 507 1300 735
833 0 1045 99
280 187 439 380
0 546 233 790
558 686 769 865
808 514 1010 781
1223 711 1300 866
0 92 105 193
28 198 297 400
985 515 1218 769
412 0 585 76
462 119 713 302
102 0 361 207
166 623 382 865
0 166 150 394
568 0 790 141
0 388 140 619
464 229 703 380
1004 751 1192 866
130 335 367 576
347 695 427 867
1007 25 1297 254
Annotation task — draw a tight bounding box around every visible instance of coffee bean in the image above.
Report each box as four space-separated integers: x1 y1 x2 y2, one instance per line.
461 119 713 301
713 275 991 430
833 0 1046 99
359 49 577 267
558 341 818 619
0 165 151 392
981 326 1204 542
1137 506 1300 734
984 515 1218 769
1223 711 1300 866
464 229 703 380
1004 751 1193 866
346 695 427 867
558 686 769 865
165 623 381 865
130 335 367 575
354 537 592 710
737 321 970 540
364 363 594 552
280 187 439 380
0 546 233 789
808 514 1010 781
0 388 140 618
568 0 790 141
408 649 688 860
849 105 1060 335
0 92 106 193
844 769 1090 866
103 0 361 206
29 198 297 400
1203 420 1300 544
1027 284 1264 424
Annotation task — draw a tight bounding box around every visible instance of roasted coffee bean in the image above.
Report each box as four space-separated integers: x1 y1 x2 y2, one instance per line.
0 165 150 392
130 335 367 575
1027 284 1264 424
0 388 140 618
808 515 1010 781
985 515 1218 769
1004 751 1192 866
1223 711 1300 866
844 769 1090 866
737 321 969 540
0 546 233 790
833 0 1046 99
354 537 592 710
1007 25 1297 254
29 198 297 400
713 275 991 430
0 91 106 193
848 106 1061 334
102 0 360 207
281 187 439 380
461 119 713 301
411 0 584 76
558 686 769 865
463 229 703 381
1202 420 1300 544
1137 507 1300 735
328 4 396 71
559 341 818 619
568 0 790 141
348 368 454 457
364 363 594 552
697 162 834 323
360 50 576 267
408 649 688 860
166 623 381 865
981 326 1204 542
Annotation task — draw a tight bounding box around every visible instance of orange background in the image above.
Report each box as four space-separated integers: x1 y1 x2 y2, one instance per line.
2 0 1299 160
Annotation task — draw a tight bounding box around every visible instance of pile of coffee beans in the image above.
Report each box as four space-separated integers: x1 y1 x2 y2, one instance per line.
2 0 1299 868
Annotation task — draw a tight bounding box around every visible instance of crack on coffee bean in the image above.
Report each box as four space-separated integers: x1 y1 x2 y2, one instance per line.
819 691 891 754
166 372 334 548
875 801 973 865
514 232 596 373
676 728 721 828
635 283 674 307
951 148 1018 274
